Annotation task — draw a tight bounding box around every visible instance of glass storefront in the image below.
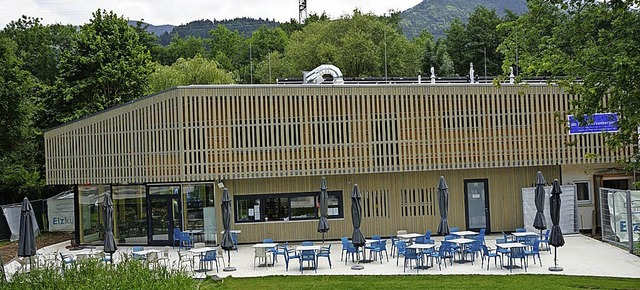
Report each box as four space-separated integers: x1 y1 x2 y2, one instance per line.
78 185 110 244
112 185 147 244
235 191 343 223
76 183 218 245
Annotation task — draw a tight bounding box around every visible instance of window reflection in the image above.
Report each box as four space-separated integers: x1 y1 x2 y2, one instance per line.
78 185 110 244
112 185 147 244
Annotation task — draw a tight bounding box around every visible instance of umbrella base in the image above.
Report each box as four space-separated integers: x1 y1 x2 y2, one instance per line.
548 266 563 272
223 266 236 272
351 265 364 270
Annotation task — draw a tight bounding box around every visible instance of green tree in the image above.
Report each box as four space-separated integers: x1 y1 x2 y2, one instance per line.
499 0 640 153
52 9 154 123
208 25 247 75
158 35 207 65
444 18 469 75
283 11 419 78
147 55 235 93
0 35 43 203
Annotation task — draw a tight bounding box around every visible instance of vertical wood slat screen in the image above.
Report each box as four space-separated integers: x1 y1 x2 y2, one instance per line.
362 189 389 218
44 84 629 185
400 188 436 217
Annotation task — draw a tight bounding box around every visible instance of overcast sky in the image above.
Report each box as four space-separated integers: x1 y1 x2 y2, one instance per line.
1 0 422 28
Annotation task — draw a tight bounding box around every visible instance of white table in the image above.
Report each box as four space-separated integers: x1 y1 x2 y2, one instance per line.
496 242 527 271
447 238 476 263
407 244 436 269
253 243 278 267
397 233 423 240
189 247 218 272
296 245 321 251
452 230 478 238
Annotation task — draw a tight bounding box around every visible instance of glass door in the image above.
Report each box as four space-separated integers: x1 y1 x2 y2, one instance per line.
147 185 182 246
464 179 491 232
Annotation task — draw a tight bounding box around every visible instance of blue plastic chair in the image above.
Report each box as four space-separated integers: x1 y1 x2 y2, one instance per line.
200 250 219 273
525 239 542 267
317 244 332 268
299 250 317 274
273 242 289 264
430 244 453 270
370 239 388 263
507 247 527 273
343 242 361 264
60 252 76 269
179 232 192 249
284 247 300 271
231 232 239 252
450 227 459 233
302 241 313 246
263 238 276 261
480 244 501 270
540 229 551 253
395 240 407 266
403 248 422 273
172 228 182 248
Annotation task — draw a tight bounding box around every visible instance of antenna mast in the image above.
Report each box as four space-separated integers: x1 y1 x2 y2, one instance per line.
299 0 307 23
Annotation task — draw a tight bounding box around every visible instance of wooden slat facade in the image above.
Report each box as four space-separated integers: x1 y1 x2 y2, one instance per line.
44 84 629 243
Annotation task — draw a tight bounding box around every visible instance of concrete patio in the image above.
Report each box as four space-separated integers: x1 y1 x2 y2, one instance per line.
4 234 640 280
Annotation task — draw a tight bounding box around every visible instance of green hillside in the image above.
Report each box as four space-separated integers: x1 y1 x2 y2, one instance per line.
158 18 279 45
400 0 527 39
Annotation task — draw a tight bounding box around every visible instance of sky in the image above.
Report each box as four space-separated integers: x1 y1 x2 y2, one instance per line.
0 0 422 28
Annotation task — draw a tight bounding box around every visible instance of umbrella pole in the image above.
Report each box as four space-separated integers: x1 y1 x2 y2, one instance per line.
351 246 364 270
549 246 563 271
224 249 236 272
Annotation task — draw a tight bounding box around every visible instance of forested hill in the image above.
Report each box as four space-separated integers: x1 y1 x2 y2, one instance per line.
399 0 528 39
156 18 279 45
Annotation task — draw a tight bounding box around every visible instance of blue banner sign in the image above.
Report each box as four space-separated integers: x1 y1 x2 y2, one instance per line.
568 113 619 134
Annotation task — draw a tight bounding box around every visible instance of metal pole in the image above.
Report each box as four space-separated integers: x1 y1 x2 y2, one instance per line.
626 190 634 254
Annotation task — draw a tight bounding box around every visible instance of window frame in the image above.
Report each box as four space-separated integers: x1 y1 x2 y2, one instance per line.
234 190 343 223
574 180 592 204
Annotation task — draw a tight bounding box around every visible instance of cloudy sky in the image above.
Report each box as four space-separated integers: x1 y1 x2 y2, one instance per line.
0 0 422 28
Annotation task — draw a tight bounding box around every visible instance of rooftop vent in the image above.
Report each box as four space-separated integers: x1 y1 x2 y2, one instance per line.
303 65 344 84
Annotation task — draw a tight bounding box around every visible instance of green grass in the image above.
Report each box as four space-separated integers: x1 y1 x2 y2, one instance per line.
4 262 640 289
198 275 640 290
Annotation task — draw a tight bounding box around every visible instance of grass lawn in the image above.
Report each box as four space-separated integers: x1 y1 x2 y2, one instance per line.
198 275 640 290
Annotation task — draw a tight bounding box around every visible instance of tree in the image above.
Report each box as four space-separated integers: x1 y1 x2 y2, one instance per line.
51 10 154 123
147 55 235 93
499 0 640 155
282 11 420 78
0 35 43 203
158 35 207 65
444 18 469 75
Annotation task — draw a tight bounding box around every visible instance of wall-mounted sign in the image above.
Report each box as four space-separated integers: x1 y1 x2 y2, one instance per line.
568 113 619 135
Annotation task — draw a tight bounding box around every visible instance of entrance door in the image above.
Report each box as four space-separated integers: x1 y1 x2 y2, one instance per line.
464 179 491 232
147 185 182 246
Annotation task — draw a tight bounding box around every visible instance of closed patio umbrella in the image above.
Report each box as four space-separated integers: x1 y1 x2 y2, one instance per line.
351 184 366 270
18 197 37 270
549 179 565 271
533 171 547 237
103 193 117 261
220 187 236 271
317 177 330 244
437 176 450 235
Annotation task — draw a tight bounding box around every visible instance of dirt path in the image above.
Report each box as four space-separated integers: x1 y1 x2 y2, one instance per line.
1 232 73 263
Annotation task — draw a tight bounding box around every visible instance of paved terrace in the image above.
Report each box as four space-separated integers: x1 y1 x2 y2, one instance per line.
4 234 640 279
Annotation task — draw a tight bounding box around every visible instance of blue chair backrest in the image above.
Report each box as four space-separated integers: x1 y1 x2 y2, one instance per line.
397 241 407 253
405 248 418 258
204 250 216 260
479 228 486 235
372 235 381 240
444 235 456 241
133 246 144 252
425 230 432 239
341 237 349 244
496 238 506 244
231 232 238 243
511 247 525 258
415 236 426 244
301 250 315 260
173 228 181 240
302 241 313 246
450 227 459 233
263 238 274 243
516 228 526 232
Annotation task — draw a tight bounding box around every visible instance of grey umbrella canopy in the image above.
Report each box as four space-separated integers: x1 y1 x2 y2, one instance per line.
533 171 547 232
103 193 117 255
220 187 236 271
317 177 330 243
549 179 565 271
18 197 37 259
437 176 450 235
350 184 366 270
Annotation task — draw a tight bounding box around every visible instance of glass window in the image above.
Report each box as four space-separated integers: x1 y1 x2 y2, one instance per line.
236 197 261 222
112 185 147 243
265 197 289 221
183 184 214 230
78 185 110 244
235 190 343 223
290 196 317 220
575 181 591 203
